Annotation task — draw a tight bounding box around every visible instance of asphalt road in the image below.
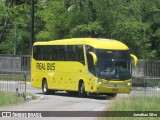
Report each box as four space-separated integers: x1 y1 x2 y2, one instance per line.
0 82 115 120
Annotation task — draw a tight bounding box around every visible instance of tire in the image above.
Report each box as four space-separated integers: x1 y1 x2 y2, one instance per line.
79 82 87 98
42 80 51 95
107 93 117 98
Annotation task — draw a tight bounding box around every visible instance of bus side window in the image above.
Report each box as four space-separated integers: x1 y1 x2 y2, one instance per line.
40 46 45 60
87 53 94 74
43 46 49 60
86 46 94 73
45 46 49 60
66 45 74 61
33 46 40 60
59 46 63 60
49 46 54 60
76 45 85 64
54 46 59 61
48 46 54 60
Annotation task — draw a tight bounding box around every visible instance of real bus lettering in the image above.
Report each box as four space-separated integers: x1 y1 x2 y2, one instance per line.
36 62 46 70
36 62 55 71
47 63 55 70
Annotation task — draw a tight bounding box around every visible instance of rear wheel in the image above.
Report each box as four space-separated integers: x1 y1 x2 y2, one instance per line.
42 80 52 95
79 82 87 98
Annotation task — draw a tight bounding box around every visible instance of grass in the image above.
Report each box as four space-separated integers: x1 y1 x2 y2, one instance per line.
110 95 160 111
0 92 38 107
99 95 160 120
0 91 24 107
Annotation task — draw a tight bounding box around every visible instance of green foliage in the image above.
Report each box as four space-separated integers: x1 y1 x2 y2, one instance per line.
0 1 7 18
0 0 160 58
0 1 30 54
70 21 103 37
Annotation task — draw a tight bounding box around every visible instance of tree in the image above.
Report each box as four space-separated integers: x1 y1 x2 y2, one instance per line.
0 1 30 54
1 0 160 58
36 0 104 40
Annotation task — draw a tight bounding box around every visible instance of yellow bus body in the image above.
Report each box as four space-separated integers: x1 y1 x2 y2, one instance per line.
31 38 136 95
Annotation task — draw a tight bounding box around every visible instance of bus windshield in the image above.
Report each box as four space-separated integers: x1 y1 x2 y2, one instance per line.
96 49 131 80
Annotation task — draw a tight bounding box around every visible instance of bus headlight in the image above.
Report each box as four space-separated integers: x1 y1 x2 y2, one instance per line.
127 82 131 86
98 82 102 85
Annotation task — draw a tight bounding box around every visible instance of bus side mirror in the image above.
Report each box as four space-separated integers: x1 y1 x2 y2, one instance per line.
130 54 138 66
89 52 97 66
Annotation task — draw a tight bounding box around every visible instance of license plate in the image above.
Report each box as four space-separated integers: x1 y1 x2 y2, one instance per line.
112 88 118 93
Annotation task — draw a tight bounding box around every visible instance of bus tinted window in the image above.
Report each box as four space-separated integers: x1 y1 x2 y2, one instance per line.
96 49 130 60
33 45 84 64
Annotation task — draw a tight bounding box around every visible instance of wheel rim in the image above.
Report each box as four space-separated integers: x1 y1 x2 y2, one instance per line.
79 83 86 97
80 85 83 94
43 82 47 93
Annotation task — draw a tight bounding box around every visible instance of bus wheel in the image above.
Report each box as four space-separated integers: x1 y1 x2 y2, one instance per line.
79 82 87 98
107 93 117 98
42 80 51 95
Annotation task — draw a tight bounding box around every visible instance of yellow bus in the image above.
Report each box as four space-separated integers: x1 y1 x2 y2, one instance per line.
31 38 137 97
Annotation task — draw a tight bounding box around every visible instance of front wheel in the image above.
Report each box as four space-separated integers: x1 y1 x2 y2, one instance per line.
79 82 87 98
42 80 51 95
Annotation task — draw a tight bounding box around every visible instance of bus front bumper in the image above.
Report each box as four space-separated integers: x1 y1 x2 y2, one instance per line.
91 81 132 94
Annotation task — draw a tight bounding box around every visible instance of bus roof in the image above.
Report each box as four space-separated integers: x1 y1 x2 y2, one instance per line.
33 38 129 50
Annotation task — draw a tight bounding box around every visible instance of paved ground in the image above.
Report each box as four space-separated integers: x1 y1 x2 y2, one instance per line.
0 82 114 120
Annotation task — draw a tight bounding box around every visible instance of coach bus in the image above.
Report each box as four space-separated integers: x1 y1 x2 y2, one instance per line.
31 38 138 97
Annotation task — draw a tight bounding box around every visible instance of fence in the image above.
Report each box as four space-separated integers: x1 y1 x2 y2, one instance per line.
0 54 30 99
132 59 160 78
0 74 27 98
132 78 160 96
132 59 160 96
